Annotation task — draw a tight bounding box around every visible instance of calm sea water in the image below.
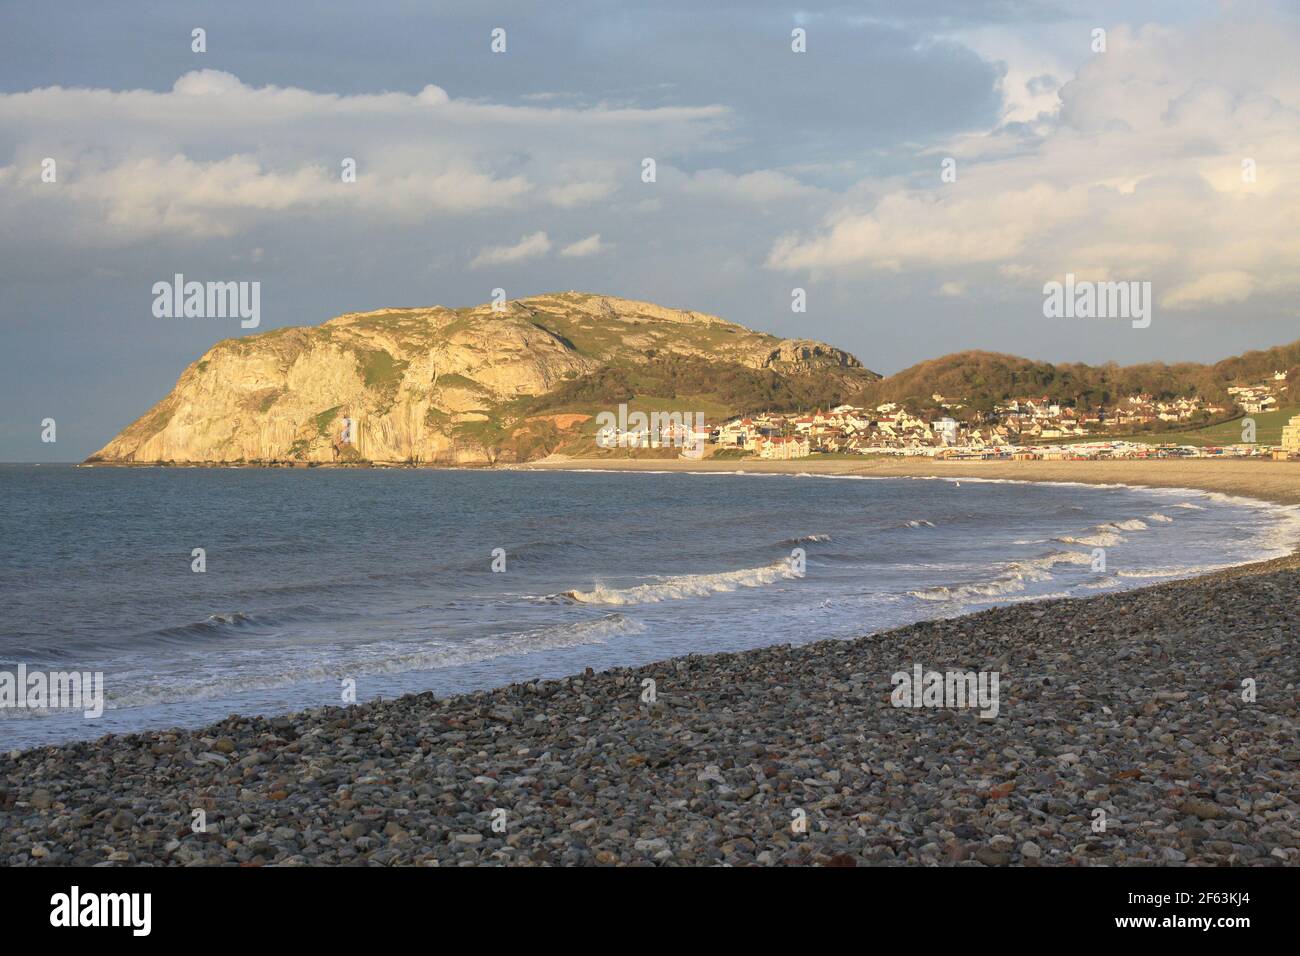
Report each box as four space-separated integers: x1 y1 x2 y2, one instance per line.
3 464 1297 750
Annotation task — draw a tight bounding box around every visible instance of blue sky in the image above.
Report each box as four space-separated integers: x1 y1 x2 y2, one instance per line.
2 0 1297 460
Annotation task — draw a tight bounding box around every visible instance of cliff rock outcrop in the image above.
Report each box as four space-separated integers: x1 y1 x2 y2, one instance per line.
88 292 872 465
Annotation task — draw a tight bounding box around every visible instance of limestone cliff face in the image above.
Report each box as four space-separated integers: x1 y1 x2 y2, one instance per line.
88 292 871 465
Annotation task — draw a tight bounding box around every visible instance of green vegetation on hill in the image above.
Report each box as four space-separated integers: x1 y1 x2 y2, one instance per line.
1084 404 1299 447
357 348 409 409
359 349 403 389
449 353 876 461
461 342 1300 460
89 287 1300 466
313 405 342 436
861 342 1300 422
435 373 489 393
527 354 872 418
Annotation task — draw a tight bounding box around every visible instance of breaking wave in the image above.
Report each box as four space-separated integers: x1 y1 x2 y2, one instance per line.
1056 514 1157 547
778 533 830 547
1112 518 1149 531
101 614 645 711
908 550 1094 603
1057 529 1126 547
561 560 799 606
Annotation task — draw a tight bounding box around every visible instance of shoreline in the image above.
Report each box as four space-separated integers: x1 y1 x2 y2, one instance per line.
70 455 1300 508
526 457 1300 572
3 459 1297 865
521 456 1300 507
67 456 1300 509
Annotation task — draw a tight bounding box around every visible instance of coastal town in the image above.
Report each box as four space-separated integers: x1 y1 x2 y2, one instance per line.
677 372 1300 462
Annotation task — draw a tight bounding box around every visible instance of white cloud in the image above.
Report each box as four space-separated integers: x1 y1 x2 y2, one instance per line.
768 17 1300 312
544 180 616 208
675 168 824 204
0 70 730 245
469 231 552 268
1162 271 1256 310
945 23 1072 127
559 234 604 258
770 184 1080 272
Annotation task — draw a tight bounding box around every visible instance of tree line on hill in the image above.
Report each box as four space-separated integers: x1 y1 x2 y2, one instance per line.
526 352 869 416
458 338 1300 461
858 340 1299 423
524 339 1299 423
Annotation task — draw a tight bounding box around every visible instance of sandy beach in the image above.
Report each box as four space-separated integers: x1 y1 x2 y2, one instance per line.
523 456 1300 507
2 459 1296 866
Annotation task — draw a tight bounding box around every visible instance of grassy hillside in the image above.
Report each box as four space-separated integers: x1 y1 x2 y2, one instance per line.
90 292 876 465
1034 403 1300 447
859 342 1299 422
469 353 879 460
89 285 1299 465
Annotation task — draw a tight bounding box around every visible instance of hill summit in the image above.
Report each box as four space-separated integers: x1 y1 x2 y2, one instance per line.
88 292 872 465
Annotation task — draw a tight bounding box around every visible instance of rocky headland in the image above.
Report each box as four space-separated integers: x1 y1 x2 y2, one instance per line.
86 292 869 467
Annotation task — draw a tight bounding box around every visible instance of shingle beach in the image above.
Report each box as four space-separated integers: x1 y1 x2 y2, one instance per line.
2 461 1296 867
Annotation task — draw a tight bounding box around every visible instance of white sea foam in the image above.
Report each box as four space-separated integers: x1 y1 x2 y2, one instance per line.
780 533 830 546
1079 577 1122 590
990 590 1078 604
1232 503 1300 560
1057 530 1126 547
908 550 1093 603
1056 514 1155 547
563 560 798 606
1112 518 1149 531
1113 565 1235 578
98 614 645 711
